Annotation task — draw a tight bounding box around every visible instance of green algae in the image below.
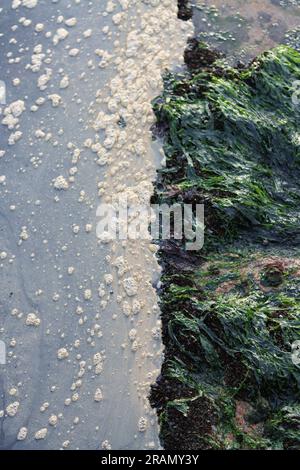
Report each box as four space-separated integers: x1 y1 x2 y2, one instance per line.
151 45 300 450
154 46 300 245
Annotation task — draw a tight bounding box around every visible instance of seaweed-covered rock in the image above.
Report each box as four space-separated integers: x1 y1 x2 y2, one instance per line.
151 45 300 450
178 0 193 21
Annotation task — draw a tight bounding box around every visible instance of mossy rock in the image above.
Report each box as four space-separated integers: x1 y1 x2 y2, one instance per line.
151 45 300 450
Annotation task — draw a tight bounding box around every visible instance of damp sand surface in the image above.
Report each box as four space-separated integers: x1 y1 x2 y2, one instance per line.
0 0 192 450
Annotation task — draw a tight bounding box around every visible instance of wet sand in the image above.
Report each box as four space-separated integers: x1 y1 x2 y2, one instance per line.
0 0 191 450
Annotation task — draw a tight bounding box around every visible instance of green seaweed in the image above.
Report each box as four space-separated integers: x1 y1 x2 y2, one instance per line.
154 46 300 245
150 45 300 450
